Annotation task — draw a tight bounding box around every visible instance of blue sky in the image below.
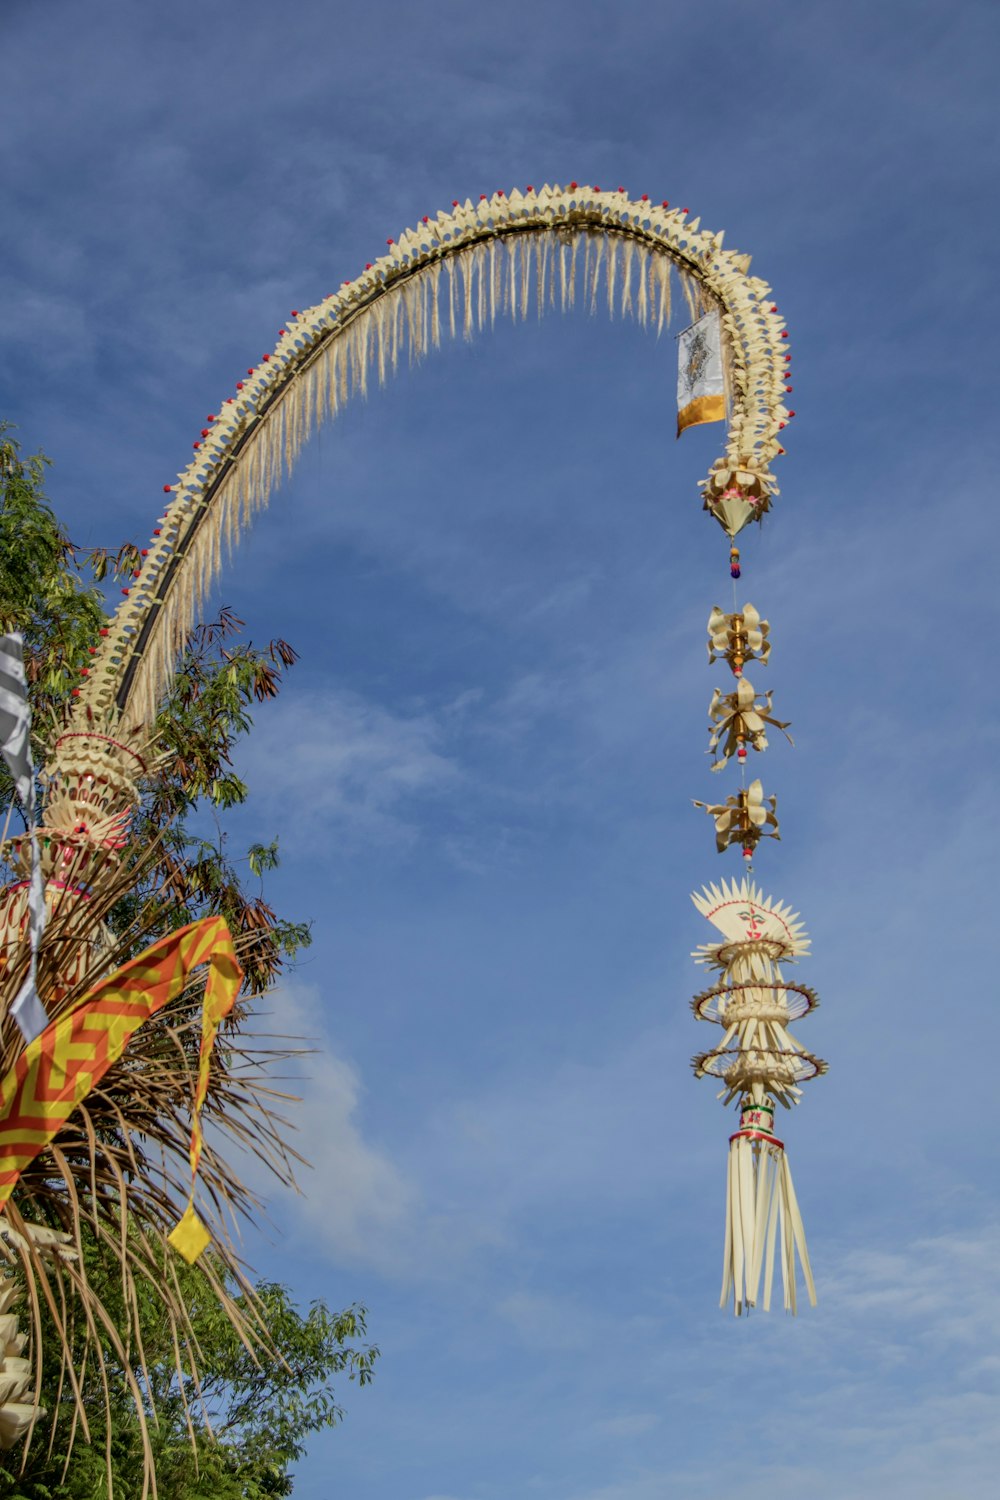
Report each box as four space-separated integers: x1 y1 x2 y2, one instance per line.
2 0 998 1495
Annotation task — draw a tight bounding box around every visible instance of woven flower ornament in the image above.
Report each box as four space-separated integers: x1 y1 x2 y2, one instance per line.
707 678 792 771
693 778 780 853
706 603 770 675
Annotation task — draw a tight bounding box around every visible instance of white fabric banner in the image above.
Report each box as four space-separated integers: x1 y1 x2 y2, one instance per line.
0 633 49 1042
677 311 725 435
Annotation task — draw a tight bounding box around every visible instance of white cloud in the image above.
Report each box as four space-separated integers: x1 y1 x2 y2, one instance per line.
496 1290 593 1352
237 687 462 847
239 980 418 1273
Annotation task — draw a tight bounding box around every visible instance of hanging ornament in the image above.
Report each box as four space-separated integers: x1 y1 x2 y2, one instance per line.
693 778 780 854
706 603 770 676
702 472 774 537
688 878 825 1313
707 678 792 771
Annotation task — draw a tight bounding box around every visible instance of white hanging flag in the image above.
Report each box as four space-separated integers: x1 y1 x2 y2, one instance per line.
0 633 49 1042
677 311 725 436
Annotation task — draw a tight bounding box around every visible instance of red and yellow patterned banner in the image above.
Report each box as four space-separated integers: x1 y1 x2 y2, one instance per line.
0 916 242 1262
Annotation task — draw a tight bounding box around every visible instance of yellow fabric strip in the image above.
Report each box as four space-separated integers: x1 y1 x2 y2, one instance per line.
0 917 242 1262
677 393 726 436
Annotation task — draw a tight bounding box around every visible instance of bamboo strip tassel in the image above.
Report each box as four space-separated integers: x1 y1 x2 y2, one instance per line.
722 1094 816 1314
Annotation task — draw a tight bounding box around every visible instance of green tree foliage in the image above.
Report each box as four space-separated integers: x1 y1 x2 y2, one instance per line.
0 1229 378 1499
0 422 310 991
0 428 371 1494
0 428 109 717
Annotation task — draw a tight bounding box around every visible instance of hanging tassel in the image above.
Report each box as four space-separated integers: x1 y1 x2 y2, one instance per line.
721 1098 816 1315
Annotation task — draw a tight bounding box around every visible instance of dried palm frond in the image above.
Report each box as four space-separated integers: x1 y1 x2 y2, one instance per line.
0 818 309 1495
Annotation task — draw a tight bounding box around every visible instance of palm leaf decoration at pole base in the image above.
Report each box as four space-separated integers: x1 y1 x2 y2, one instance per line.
0 916 246 1457
690 878 826 1314
0 727 306 1481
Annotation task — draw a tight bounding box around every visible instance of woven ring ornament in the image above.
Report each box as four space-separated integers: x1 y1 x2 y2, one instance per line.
60 183 793 750
691 1046 827 1089
696 935 804 970
691 978 820 1025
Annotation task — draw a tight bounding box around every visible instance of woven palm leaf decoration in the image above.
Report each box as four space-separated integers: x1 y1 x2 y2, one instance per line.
690 877 824 1312
0 184 814 1456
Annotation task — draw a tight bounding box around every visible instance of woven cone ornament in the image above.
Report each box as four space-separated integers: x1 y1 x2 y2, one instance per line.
690 879 825 1313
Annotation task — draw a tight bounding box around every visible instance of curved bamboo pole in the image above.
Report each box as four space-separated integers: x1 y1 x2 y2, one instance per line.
65 183 792 747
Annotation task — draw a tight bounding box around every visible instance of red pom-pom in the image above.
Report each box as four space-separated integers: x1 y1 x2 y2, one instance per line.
236 381 244 389
206 413 215 421
79 667 89 676
779 422 786 430
452 199 460 206
681 206 689 213
277 329 286 336
247 368 255 375
617 185 625 193
780 331 789 339
88 646 97 654
365 263 372 269
787 410 796 418
785 385 793 392
496 189 504 197
525 185 534 192
570 181 578 190
121 588 129 595
193 443 200 450
291 310 299 316
152 530 161 537
593 184 600 191
140 550 149 557
662 200 669 207
422 216 429 224
262 354 270 362
100 628 109 636
200 429 210 437
163 484 171 492
72 687 81 696
640 193 648 201
479 194 487 201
